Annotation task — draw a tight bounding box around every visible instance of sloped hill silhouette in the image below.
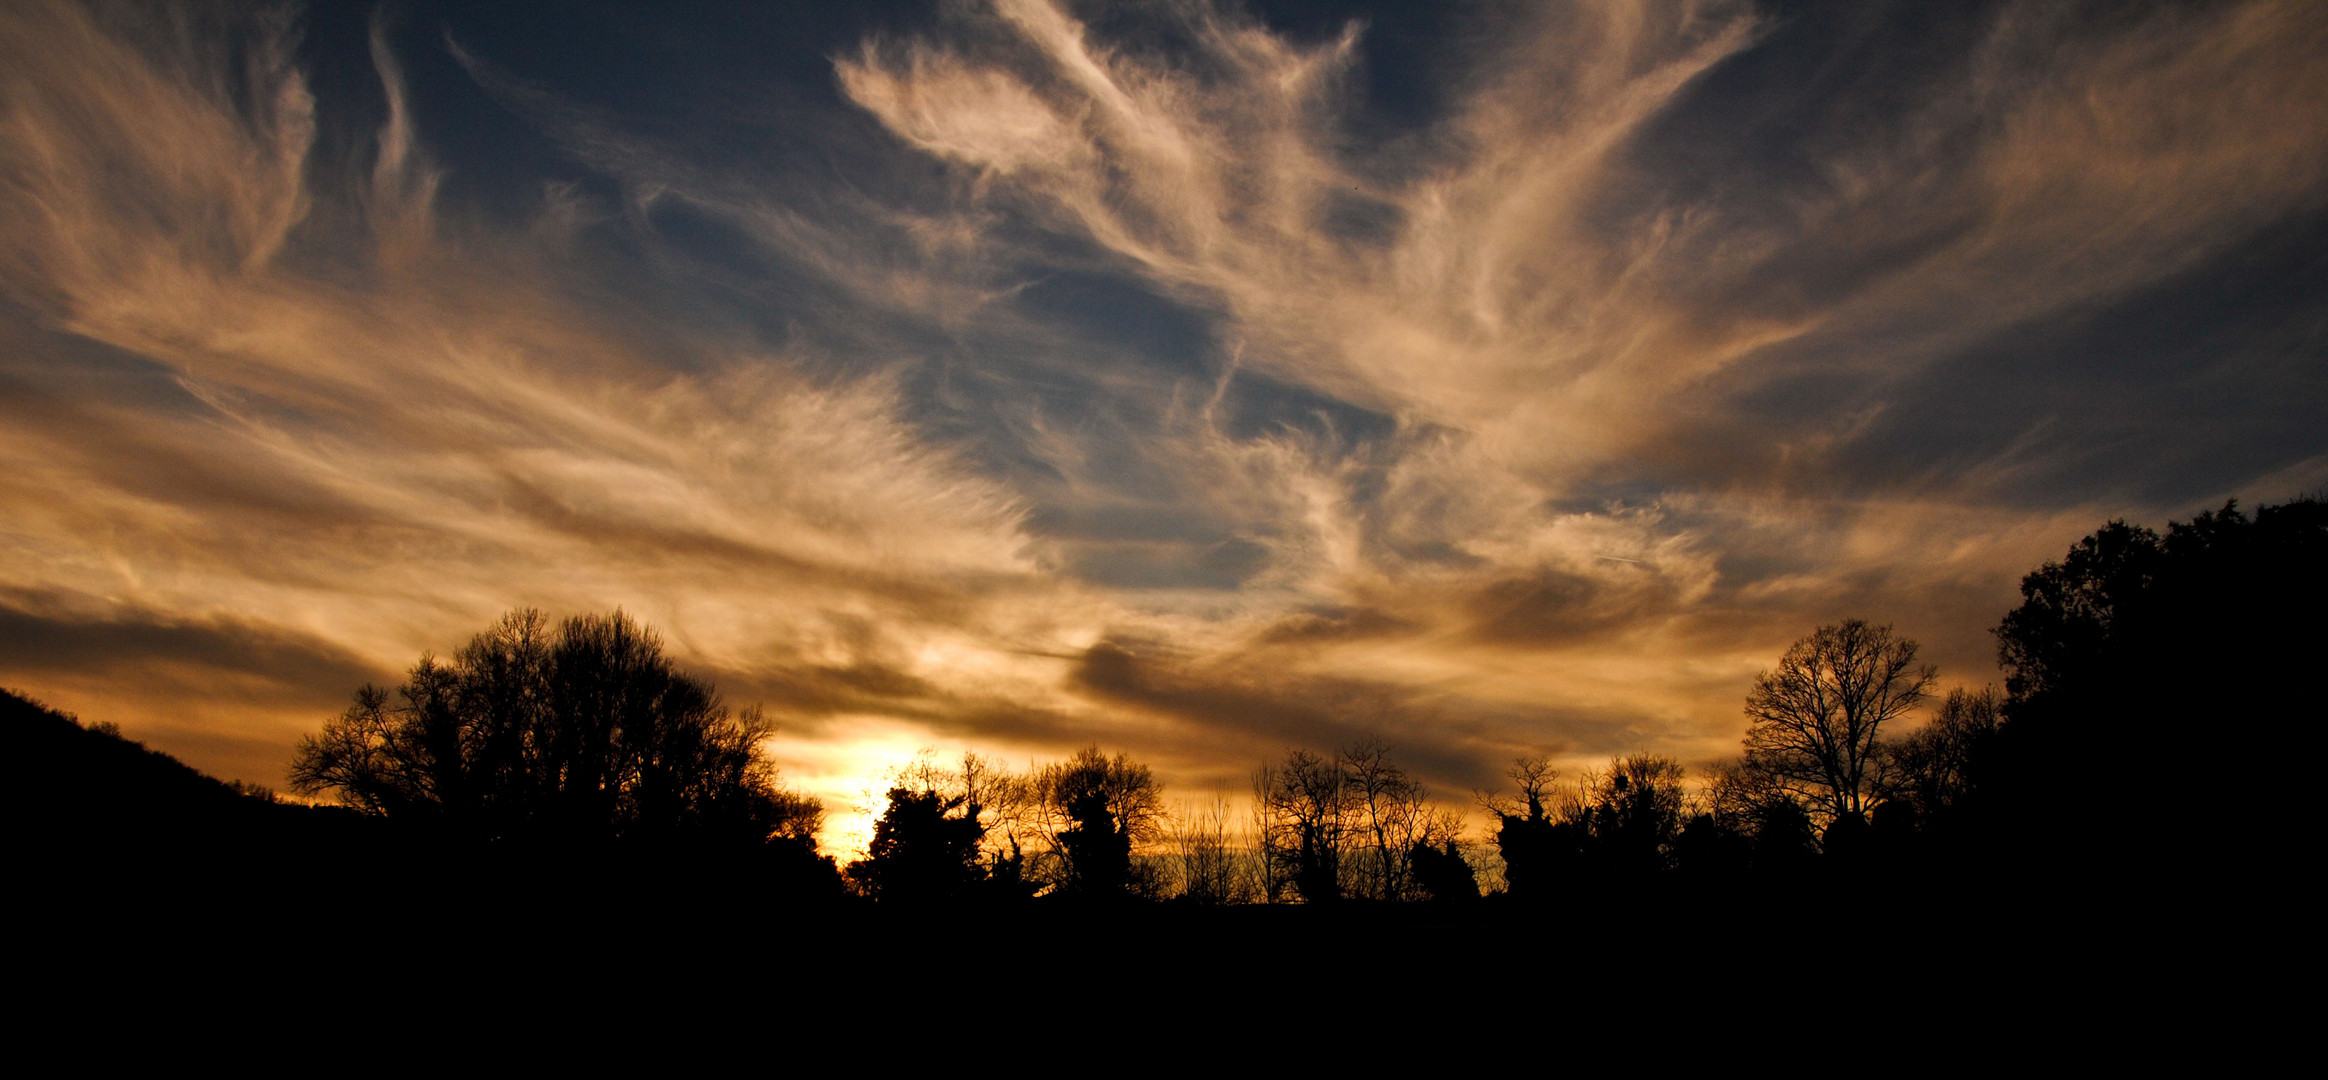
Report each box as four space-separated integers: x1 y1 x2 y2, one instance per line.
4 687 377 876
10 688 264 819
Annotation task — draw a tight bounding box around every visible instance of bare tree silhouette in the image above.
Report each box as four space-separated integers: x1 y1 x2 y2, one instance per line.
1742 620 1934 828
1254 749 1351 903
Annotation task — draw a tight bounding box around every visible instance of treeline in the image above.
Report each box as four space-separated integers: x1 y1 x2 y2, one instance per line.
841 737 1477 907
40 497 2308 912
827 496 2318 904
1485 496 2323 892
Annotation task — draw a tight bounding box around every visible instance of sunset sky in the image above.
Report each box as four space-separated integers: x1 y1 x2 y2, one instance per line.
6 0 2324 854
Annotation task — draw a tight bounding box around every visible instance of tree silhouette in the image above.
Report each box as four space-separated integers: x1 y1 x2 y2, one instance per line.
1997 499 2327 728
1343 738 1459 902
289 609 820 851
1742 619 1935 828
1255 749 1351 903
1995 521 2164 708
1407 840 1478 902
1253 741 1457 902
1484 756 1573 901
1486 754 1693 887
847 785 988 905
1693 757 1815 873
1168 796 1250 904
1056 787 1133 899
1880 686 2000 820
1035 747 1163 899
1577 755 1689 875
1749 796 1820 873
1987 498 2327 871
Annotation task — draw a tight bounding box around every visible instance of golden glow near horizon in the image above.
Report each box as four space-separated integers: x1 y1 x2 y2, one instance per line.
5 0 2327 839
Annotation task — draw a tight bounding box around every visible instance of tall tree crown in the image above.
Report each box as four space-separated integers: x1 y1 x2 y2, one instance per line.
290 608 816 847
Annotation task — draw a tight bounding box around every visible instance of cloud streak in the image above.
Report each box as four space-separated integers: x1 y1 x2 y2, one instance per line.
4 1 2323 848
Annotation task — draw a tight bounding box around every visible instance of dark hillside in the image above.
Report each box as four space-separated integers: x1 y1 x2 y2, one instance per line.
3 687 391 892
7 688 263 821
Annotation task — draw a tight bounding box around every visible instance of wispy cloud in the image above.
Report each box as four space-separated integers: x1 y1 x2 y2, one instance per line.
4 0 2323 844
0 2 1064 802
